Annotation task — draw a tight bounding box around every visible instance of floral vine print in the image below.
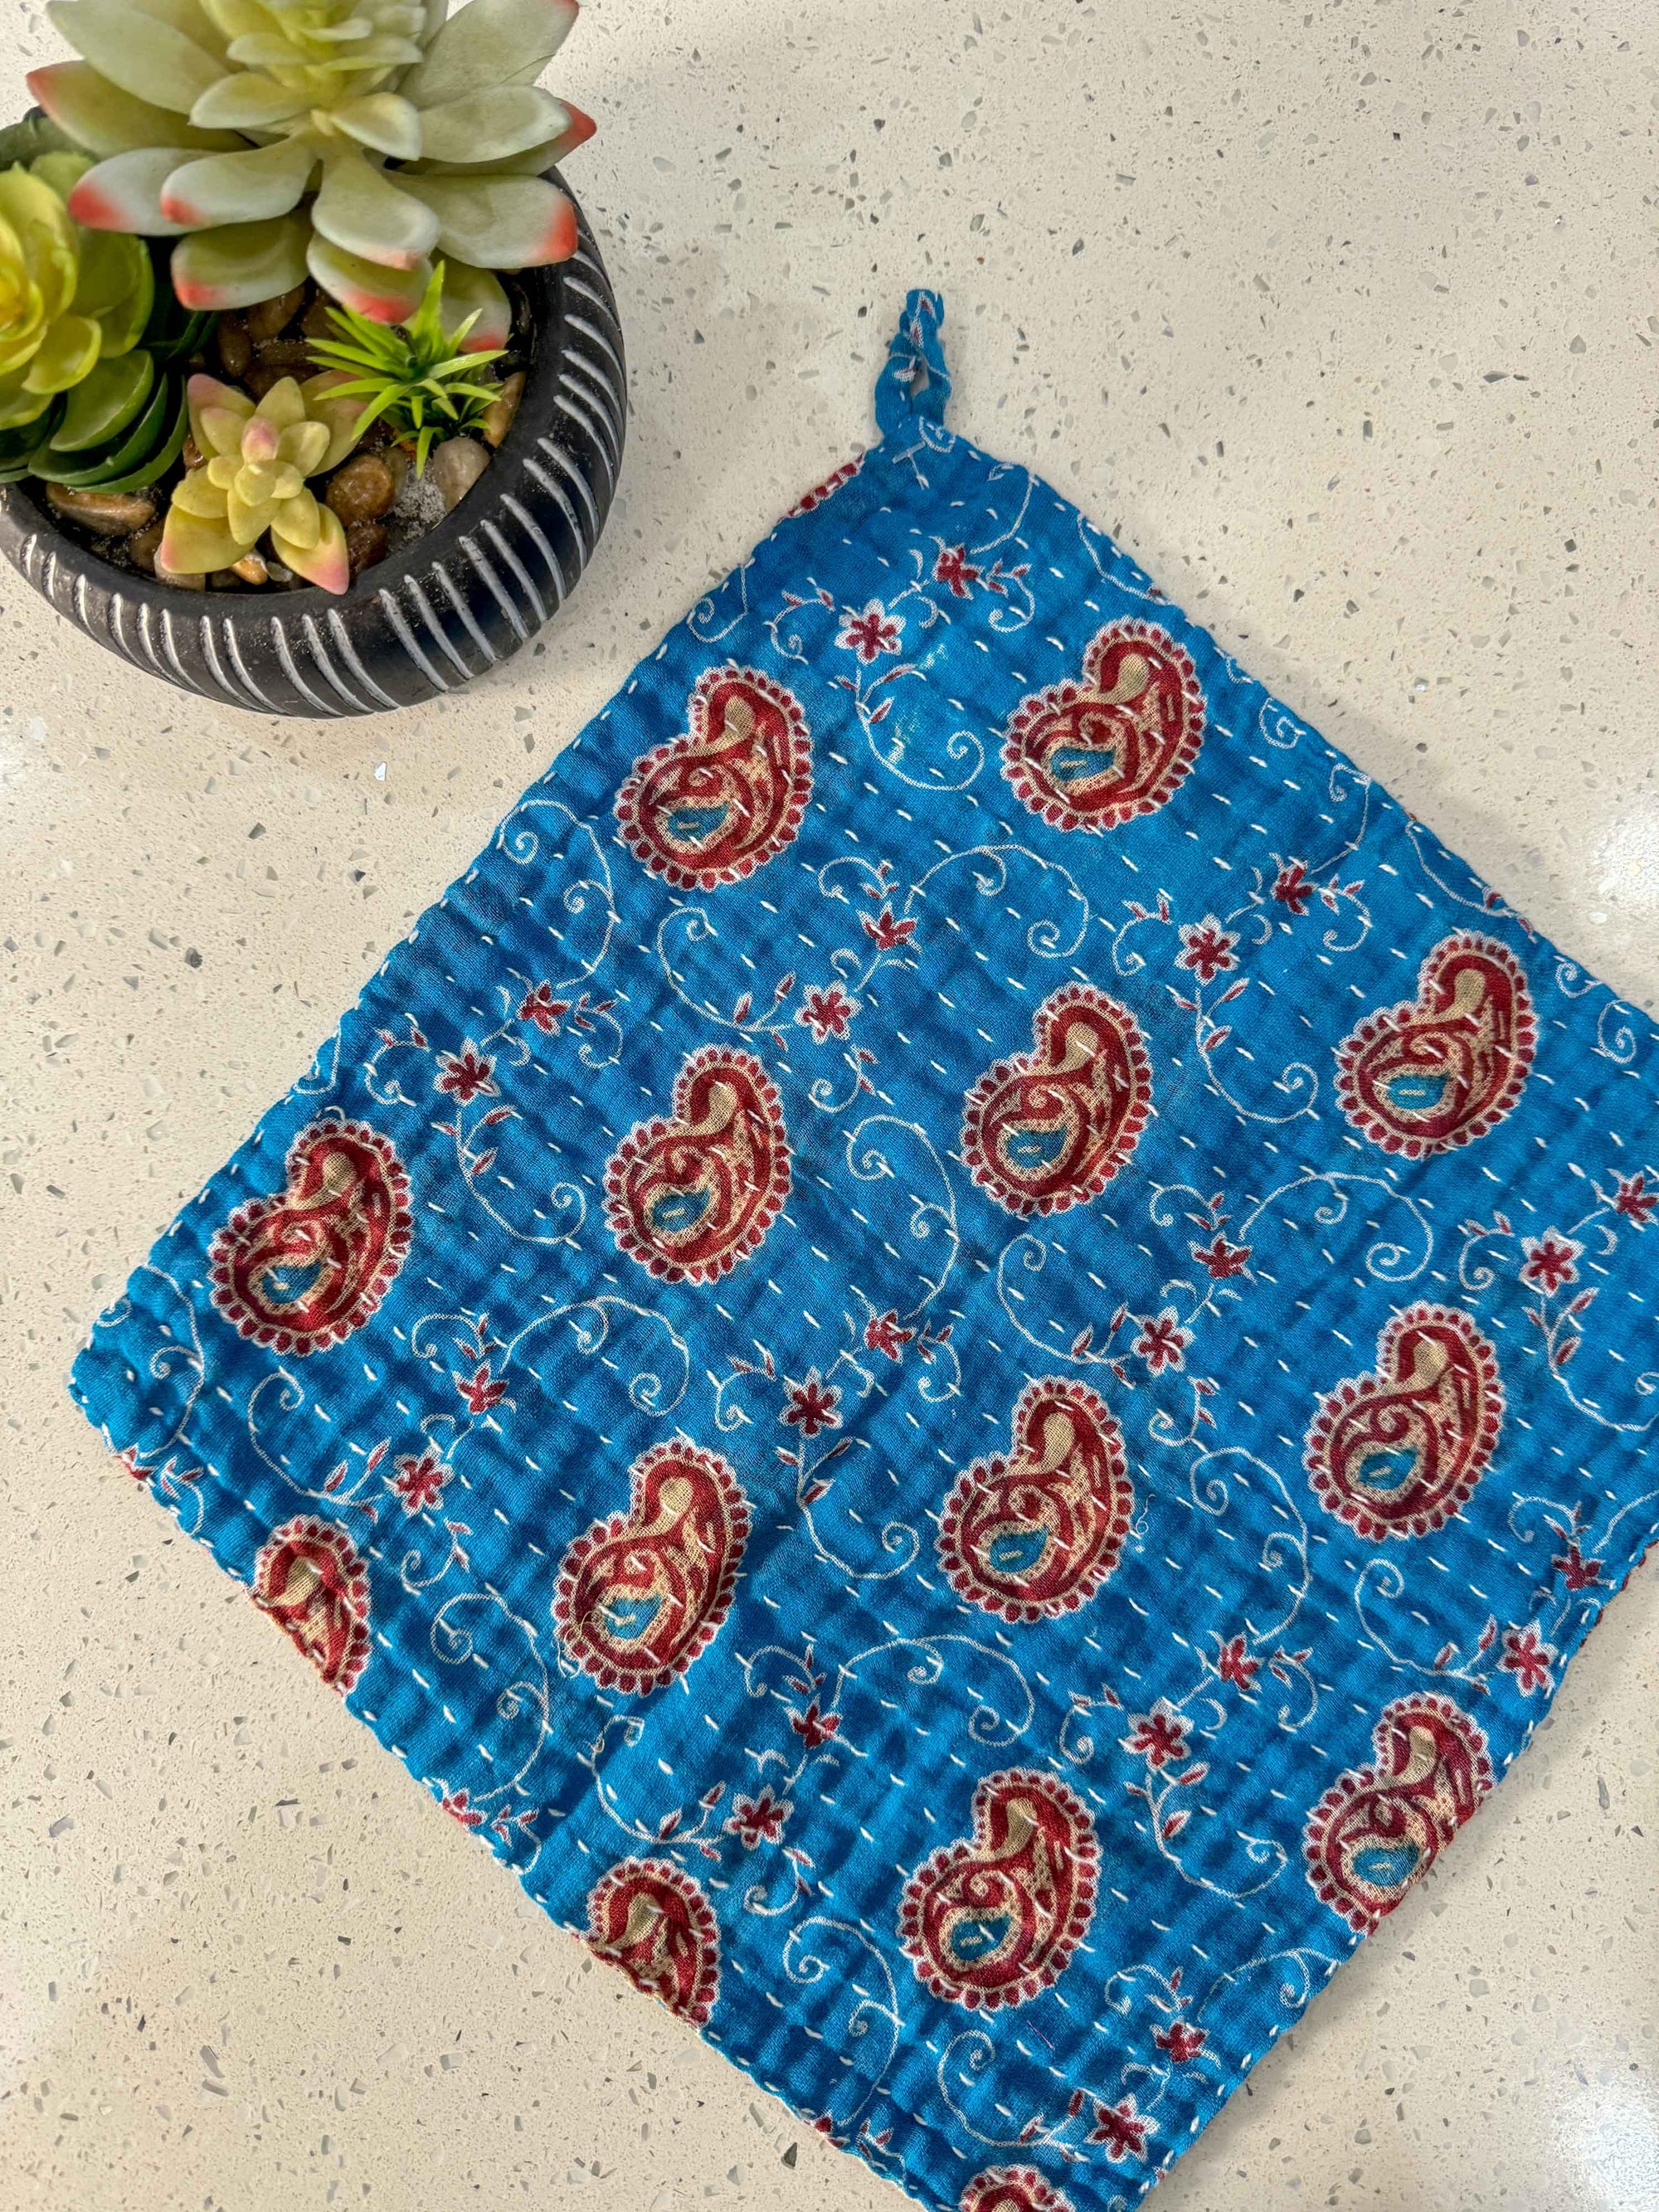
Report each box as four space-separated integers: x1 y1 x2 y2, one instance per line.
72 293 1659 2212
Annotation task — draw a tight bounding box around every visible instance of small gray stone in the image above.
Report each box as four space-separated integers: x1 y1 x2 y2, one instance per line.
428 435 490 513
45 485 157 534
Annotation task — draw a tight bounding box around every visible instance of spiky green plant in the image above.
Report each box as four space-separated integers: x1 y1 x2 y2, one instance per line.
29 0 593 345
305 259 504 473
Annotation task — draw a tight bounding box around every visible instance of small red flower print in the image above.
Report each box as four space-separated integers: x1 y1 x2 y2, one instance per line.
797 984 857 1043
789 1699 840 1750
933 543 982 597
1190 1232 1252 1280
725 1785 791 1850
837 600 903 662
860 904 918 951
119 1446 149 1483
1153 2020 1207 2064
435 1045 497 1104
1175 916 1238 984
518 982 572 1034
455 1363 508 1415
1272 860 1312 916
1134 1308 1192 1374
1612 1172 1657 1229
1121 1700 1190 1770
1214 1634 1259 1692
1552 1539 1602 1592
1089 2095 1156 2164
1501 1621 1555 1695
1520 1230 1582 1295
864 1309 916 1361
392 1451 450 1516
441 1788 486 1828
782 1370 842 1437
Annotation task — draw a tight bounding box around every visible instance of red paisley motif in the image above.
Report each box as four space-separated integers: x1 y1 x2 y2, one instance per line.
586 1857 720 2025
961 984 1151 1218
899 1767 1098 2011
252 1515 371 1694
615 665 811 889
1304 1694 1493 1933
1305 1303 1503 1540
1335 932 1536 1157
938 1378 1132 1621
605 1047 791 1282
207 1118 412 1354
1002 620 1204 833
553 1441 750 1693
961 2171 1077 2212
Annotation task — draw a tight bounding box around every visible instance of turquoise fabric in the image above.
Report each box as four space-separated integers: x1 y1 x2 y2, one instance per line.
71 293 1659 2212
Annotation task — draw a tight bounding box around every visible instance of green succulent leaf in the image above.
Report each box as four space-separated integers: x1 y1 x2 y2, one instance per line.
47 0 227 114
171 210 309 307
187 70 311 131
312 150 439 270
416 85 567 166
49 343 154 447
395 172 573 268
28 58 245 153
162 134 322 227
398 0 578 109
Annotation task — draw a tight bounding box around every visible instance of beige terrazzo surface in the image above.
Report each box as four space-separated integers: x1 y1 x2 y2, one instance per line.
2 2 1657 2206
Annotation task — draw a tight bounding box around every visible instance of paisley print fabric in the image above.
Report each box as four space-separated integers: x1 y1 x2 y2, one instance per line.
207 1116 411 1353
1002 620 1205 833
586 1857 721 2025
1303 1695 1493 1934
604 1044 791 1281
938 1378 1132 1621
961 984 1152 1218
554 1441 750 1692
251 1516 372 1693
1335 931 1537 1156
961 2172 1078 2212
1305 1304 1503 1541
70 292 1659 2212
899 1767 1099 2011
615 664 811 889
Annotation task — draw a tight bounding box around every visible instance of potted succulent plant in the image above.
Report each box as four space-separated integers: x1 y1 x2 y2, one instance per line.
0 0 624 715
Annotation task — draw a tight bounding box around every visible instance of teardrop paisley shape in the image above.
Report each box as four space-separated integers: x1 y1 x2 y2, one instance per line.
938 1378 1133 1621
605 1046 791 1282
1002 619 1205 833
899 1767 1098 2011
207 1117 413 1354
1305 1303 1503 1540
961 984 1152 1218
553 1441 751 1693
587 1856 721 2025
961 2171 1077 2212
1335 931 1537 1157
1304 1694 1492 1933
252 1515 372 1694
615 664 811 889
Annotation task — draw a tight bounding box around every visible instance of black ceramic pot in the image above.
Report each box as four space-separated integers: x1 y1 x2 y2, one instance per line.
0 182 624 717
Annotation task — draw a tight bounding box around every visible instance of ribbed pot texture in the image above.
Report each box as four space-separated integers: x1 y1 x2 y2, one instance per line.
0 182 625 717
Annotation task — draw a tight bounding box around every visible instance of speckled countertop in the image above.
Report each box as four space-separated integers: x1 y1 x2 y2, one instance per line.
2 4 1656 2208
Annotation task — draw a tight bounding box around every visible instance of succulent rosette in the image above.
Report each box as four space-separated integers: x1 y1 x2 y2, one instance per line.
0 148 153 429
31 0 593 346
159 370 362 587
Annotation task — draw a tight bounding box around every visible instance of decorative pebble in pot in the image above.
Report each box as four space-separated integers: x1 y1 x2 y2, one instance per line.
0 0 624 716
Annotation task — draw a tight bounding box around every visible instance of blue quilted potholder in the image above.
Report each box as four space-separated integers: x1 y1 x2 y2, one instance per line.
71 293 1659 2212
